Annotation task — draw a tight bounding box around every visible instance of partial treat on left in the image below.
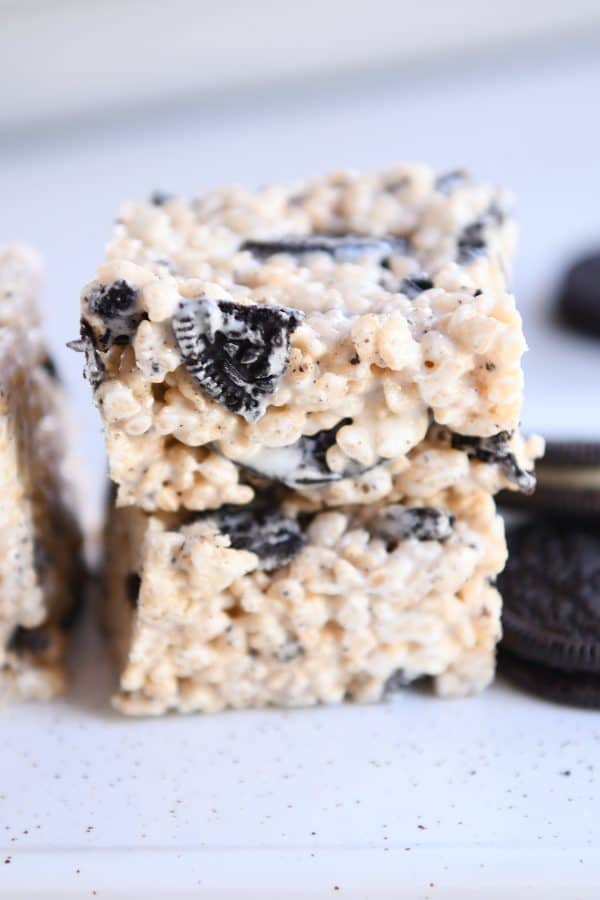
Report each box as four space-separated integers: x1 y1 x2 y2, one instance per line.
0 246 83 702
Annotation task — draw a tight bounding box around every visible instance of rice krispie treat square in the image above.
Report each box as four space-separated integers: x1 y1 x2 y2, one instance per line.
74 164 533 513
104 472 507 715
0 246 83 702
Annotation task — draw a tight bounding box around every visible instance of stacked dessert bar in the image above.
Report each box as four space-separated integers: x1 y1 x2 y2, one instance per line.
75 165 541 714
0 246 82 702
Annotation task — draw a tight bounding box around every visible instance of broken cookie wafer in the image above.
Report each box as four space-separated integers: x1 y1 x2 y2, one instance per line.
498 441 600 516
171 295 302 423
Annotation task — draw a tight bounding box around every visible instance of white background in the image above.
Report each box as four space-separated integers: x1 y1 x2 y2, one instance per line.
0 3 599 897
2 0 600 129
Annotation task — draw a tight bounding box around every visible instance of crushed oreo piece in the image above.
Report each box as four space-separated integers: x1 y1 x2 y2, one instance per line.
499 439 600 517
457 221 488 263
126 573 141 609
225 418 376 488
84 280 142 348
457 205 505 264
487 203 505 226
293 418 353 484
241 234 409 264
435 170 469 194
383 668 413 694
216 506 305 572
33 540 49 578
172 296 302 423
276 638 304 663
451 431 536 493
400 274 434 298
384 175 411 192
150 190 173 206
7 626 50 655
67 320 105 389
86 279 137 321
41 355 60 381
374 505 454 548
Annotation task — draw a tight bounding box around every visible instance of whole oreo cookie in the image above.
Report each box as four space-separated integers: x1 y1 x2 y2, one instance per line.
498 440 600 516
499 519 600 674
499 649 600 709
557 252 600 337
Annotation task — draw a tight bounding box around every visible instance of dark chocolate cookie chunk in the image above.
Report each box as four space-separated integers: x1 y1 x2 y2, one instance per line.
456 205 504 264
556 252 600 338
373 505 454 548
293 419 355 484
7 626 50 655
217 506 305 572
86 279 137 322
276 638 304 663
240 234 408 263
434 169 469 194
67 320 105 388
383 668 414 694
400 274 434 298
220 418 378 488
457 221 488 263
499 519 600 673
499 440 600 516
83 280 143 348
41 354 61 381
499 649 600 709
150 190 174 206
451 430 536 493
125 573 141 609
172 296 302 423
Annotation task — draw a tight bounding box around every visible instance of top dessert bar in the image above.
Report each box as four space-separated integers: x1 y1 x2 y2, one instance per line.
76 164 531 512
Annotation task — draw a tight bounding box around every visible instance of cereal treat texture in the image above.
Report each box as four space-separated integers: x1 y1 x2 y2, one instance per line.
104 460 507 715
0 246 83 703
76 164 532 513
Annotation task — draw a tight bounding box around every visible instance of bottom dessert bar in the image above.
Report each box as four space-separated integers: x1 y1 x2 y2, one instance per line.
0 246 83 703
105 481 507 715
